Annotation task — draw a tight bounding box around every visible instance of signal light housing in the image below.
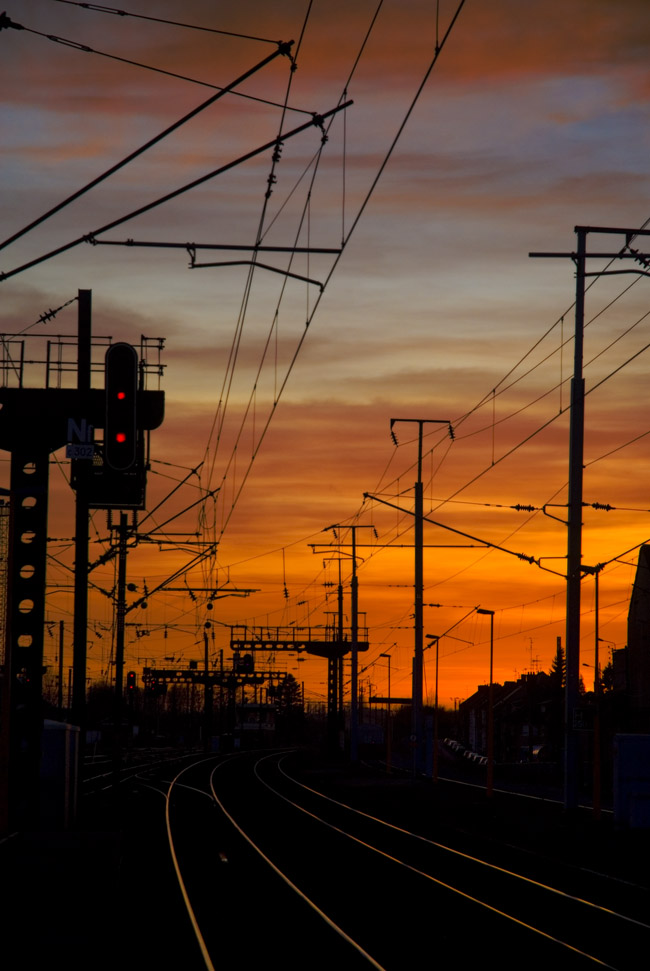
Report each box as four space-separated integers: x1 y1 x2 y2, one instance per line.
105 343 138 470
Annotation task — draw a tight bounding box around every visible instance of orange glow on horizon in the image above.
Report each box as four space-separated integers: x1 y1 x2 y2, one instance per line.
2 1 649 713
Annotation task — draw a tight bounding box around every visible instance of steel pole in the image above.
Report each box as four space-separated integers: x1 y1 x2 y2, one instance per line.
111 513 128 792
72 289 91 729
565 227 587 811
350 529 359 762
487 613 494 798
433 638 440 782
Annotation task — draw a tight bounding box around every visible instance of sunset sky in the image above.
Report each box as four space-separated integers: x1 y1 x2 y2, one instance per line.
2 0 650 710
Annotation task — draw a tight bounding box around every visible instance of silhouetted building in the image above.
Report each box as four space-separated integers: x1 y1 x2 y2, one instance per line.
626 545 650 730
459 672 555 763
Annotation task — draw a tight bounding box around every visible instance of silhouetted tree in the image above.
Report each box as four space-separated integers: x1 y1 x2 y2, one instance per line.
275 674 305 742
549 641 566 689
546 640 565 763
601 660 615 693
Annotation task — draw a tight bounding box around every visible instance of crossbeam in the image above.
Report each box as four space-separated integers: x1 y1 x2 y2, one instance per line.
231 639 369 659
143 667 288 687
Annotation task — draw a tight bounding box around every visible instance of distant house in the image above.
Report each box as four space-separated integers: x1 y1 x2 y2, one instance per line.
459 671 557 763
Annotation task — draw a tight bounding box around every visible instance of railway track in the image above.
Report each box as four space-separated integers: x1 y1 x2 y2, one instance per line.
126 749 650 970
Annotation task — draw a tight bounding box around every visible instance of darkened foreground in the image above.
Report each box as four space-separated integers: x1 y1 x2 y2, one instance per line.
3 749 649 971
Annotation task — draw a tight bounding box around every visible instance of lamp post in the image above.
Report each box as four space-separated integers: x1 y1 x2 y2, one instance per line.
425 631 473 782
476 608 495 797
380 652 392 774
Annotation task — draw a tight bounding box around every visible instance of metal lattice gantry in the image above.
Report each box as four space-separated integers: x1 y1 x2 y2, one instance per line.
230 624 370 751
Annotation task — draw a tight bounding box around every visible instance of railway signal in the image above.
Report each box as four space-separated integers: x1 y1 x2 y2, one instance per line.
104 342 138 470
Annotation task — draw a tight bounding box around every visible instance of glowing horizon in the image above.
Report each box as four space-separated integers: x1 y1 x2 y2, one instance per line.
2 0 650 710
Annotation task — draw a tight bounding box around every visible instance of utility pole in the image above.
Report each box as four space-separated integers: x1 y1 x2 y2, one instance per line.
476 608 495 797
322 557 346 751
320 523 375 762
72 289 91 731
531 224 650 810
565 228 586 813
203 623 213 754
390 418 452 776
350 528 359 761
58 621 65 714
111 512 129 792
380 652 392 774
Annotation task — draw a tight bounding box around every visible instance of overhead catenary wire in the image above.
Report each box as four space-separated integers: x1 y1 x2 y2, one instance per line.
88 4 327 608
200 0 469 541
374 265 650 503
0 43 295 255
53 0 281 45
0 98 350 282
216 252 650 628
7 1 644 676
197 5 319 579
6 3 476 632
10 22 300 104
6 1 468 617
173 0 468 592
455 218 650 426
201 3 312 495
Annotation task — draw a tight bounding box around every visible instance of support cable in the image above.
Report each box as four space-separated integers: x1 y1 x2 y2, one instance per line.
43 2 466 607
365 493 538 567
0 99 349 282
53 0 281 45
0 44 293 253
203 0 467 547
201 1 316 496
11 23 298 102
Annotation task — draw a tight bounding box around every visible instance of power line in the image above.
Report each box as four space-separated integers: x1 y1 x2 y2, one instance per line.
53 0 282 45
14 22 298 99
196 1 468 562
0 44 293 253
